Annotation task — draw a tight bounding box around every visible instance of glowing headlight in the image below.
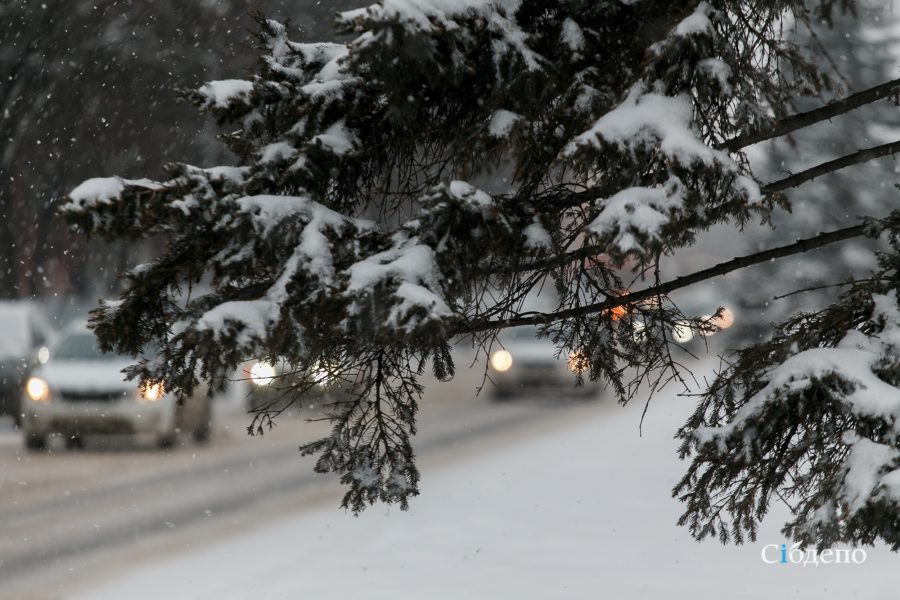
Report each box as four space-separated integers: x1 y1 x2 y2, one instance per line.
26 377 50 403
250 361 277 385
672 321 694 343
141 382 165 401
311 361 333 385
699 315 718 337
490 349 513 372
700 307 736 336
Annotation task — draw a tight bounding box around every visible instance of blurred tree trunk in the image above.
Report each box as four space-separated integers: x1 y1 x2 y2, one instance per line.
0 0 356 301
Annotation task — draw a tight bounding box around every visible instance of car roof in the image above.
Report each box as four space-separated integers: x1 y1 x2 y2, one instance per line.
60 320 92 335
0 302 55 358
0 300 41 316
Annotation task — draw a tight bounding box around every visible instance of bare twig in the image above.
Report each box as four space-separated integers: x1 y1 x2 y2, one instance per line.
461 223 868 334
719 77 900 152
762 140 900 193
772 277 885 300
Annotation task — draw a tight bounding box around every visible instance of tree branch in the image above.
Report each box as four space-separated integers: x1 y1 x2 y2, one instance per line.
484 242 608 275
461 223 868 333
762 140 900 194
718 77 900 152
771 277 885 300
494 135 894 275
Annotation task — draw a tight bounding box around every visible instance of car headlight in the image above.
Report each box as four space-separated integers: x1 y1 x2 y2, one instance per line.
490 349 513 372
250 361 276 385
699 315 718 337
700 307 736 336
311 361 334 385
140 382 165 402
672 321 694 343
26 377 51 402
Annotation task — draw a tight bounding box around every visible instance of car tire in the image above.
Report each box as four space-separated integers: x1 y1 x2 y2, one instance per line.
192 422 211 445
156 433 177 449
185 397 212 445
24 432 46 451
65 435 85 450
492 387 515 401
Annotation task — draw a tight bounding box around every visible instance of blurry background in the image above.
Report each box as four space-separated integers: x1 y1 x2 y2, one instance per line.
730 0 900 328
1 1 900 598
0 0 355 305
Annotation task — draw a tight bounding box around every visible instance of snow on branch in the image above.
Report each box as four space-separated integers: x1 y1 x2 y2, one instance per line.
589 178 685 256
676 270 900 548
347 239 451 332
566 87 738 173
339 0 542 70
197 79 254 109
66 176 162 208
339 0 519 33
673 1 714 37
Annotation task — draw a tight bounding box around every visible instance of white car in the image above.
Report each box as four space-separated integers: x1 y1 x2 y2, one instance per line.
20 324 211 450
488 326 599 399
0 302 56 423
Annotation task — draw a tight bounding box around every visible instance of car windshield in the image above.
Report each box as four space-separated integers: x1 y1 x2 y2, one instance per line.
53 332 128 361
0 307 31 359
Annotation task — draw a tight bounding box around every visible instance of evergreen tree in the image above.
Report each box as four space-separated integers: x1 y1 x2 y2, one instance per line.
0 0 353 299
61 0 900 548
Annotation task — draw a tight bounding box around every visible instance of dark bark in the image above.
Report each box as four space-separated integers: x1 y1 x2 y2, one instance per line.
719 77 900 152
463 223 868 333
762 139 900 194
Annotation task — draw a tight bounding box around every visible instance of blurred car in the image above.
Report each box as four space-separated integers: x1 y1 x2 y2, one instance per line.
243 359 339 413
489 326 599 399
0 302 55 423
20 323 211 450
486 296 738 400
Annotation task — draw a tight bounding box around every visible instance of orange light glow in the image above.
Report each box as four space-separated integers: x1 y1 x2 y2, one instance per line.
608 305 627 321
141 382 165 401
567 350 590 373
710 307 735 329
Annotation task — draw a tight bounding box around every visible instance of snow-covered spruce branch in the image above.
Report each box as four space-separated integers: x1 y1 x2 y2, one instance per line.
674 229 900 547
298 349 425 513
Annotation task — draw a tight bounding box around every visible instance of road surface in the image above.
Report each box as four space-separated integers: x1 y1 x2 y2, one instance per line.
0 361 608 599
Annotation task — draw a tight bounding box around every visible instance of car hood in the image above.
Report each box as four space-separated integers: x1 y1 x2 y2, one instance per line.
36 360 137 392
500 342 566 364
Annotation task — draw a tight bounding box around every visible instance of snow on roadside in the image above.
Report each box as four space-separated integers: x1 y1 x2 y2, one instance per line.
70 377 898 599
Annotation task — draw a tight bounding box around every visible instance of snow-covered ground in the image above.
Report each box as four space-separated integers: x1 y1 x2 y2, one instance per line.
70 379 898 599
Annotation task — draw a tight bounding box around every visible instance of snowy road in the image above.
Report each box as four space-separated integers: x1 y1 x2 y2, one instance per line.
58 368 900 600
0 364 602 599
